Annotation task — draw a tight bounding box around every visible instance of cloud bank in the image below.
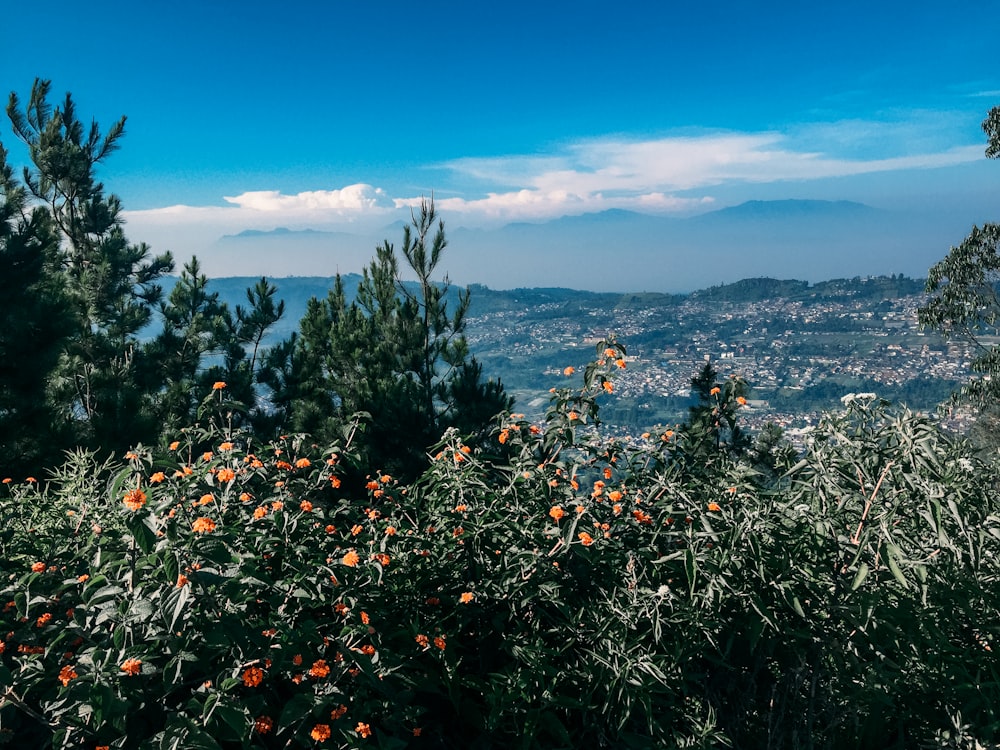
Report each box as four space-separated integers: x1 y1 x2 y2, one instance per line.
123 120 986 237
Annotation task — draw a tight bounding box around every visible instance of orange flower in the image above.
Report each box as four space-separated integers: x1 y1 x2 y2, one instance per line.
254 716 274 734
31 561 46 573
372 552 390 567
415 634 430 648
632 509 653 525
413 728 422 737
202 451 213 462
169 441 180 450
176 575 189 587
330 704 348 720
548 505 566 522
616 358 626 369
295 458 311 469
253 506 267 519
242 666 264 687
77 574 89 583
120 658 142 676
602 381 613 393
123 488 146 511
300 500 314 512
330 476 342 488
563 366 575 376
311 724 332 741
608 490 622 503
149 471 166 484
736 396 747 406
216 468 235 482
239 492 252 502
309 659 331 678
707 502 722 512
710 386 721 396
212 381 226 390
58 664 77 686
198 493 214 506
578 531 594 546
433 636 446 651
356 722 372 738
342 550 360 567
603 347 617 358
192 517 216 534
567 411 579 421
459 592 474 603
498 429 509 444
385 525 397 536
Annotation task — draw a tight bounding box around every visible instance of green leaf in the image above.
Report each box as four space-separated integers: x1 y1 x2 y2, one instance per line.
850 563 869 591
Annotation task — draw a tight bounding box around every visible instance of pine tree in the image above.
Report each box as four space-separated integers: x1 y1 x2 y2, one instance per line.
276 200 511 482
0 141 74 476
6 80 173 455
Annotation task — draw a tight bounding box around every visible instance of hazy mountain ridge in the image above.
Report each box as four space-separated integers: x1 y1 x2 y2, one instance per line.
207 199 954 292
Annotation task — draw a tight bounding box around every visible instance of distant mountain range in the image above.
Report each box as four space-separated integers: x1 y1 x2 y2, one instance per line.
205 199 965 293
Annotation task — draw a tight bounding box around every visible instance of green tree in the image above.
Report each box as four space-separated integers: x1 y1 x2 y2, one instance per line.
277 200 511 482
0 141 74 476
6 79 173 456
918 105 1000 452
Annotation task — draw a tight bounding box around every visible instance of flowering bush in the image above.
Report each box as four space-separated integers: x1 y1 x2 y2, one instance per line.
2 339 1000 748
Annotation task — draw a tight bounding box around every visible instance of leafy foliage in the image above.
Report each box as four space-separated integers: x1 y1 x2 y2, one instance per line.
3 346 1000 749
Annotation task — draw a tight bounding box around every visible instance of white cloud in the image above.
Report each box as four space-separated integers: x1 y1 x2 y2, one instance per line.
123 119 987 240
223 184 394 213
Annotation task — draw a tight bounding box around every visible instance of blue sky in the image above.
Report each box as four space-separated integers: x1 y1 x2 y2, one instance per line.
2 0 999 288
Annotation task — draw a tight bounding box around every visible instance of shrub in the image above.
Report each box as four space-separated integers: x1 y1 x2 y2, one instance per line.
2 343 999 749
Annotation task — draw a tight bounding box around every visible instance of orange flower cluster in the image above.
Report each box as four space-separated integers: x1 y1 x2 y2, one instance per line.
216 468 235 482
459 592 474 603
342 550 360 567
254 716 274 734
578 532 594 547
58 664 77 686
549 506 566 522
120 658 142 676
123 488 146 511
356 722 372 738
330 704 348 720
242 666 264 687
30 561 46 573
311 724 332 741
309 659 331 678
192 517 216 534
